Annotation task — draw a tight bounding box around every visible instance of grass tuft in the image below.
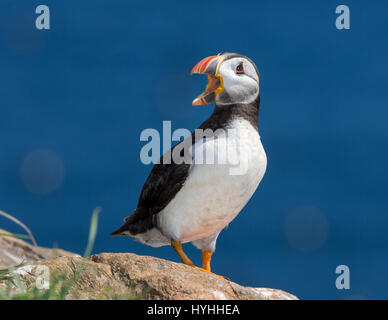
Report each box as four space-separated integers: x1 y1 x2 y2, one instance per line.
0 207 140 300
0 210 37 246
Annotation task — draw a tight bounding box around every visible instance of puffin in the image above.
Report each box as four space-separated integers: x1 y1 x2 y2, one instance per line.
111 52 267 278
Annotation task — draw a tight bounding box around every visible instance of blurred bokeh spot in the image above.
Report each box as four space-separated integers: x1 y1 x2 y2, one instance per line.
20 149 65 195
283 206 329 253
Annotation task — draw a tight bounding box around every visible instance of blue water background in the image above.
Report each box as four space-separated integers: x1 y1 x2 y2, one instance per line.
1 0 387 299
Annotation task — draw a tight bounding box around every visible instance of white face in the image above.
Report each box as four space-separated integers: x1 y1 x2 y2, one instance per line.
216 57 260 105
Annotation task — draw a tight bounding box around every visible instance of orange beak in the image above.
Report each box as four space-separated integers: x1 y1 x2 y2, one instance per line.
190 56 218 75
190 55 224 106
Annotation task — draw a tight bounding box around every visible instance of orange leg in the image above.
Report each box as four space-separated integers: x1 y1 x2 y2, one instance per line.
202 250 212 272
171 241 225 279
171 241 195 267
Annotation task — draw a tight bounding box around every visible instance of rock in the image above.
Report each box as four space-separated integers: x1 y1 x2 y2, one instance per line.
1 252 298 300
0 229 77 269
0 230 297 299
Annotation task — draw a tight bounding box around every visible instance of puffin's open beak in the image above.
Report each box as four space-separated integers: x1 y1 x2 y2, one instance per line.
190 56 224 106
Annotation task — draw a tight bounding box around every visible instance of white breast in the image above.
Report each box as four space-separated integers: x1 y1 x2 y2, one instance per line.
158 118 267 243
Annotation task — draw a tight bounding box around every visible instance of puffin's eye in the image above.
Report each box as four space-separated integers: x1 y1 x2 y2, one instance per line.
236 62 244 74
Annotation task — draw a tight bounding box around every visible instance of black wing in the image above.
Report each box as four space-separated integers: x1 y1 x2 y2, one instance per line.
110 142 191 236
137 162 191 213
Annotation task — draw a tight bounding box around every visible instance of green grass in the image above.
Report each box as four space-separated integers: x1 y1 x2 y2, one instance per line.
0 209 31 284
0 208 143 300
0 208 145 300
0 207 127 300
0 210 37 246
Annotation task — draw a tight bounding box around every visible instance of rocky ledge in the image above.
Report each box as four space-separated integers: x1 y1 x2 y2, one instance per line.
0 229 76 269
0 231 297 300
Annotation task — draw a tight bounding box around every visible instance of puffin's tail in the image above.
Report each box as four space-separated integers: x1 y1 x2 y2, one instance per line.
110 224 130 237
110 207 153 236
